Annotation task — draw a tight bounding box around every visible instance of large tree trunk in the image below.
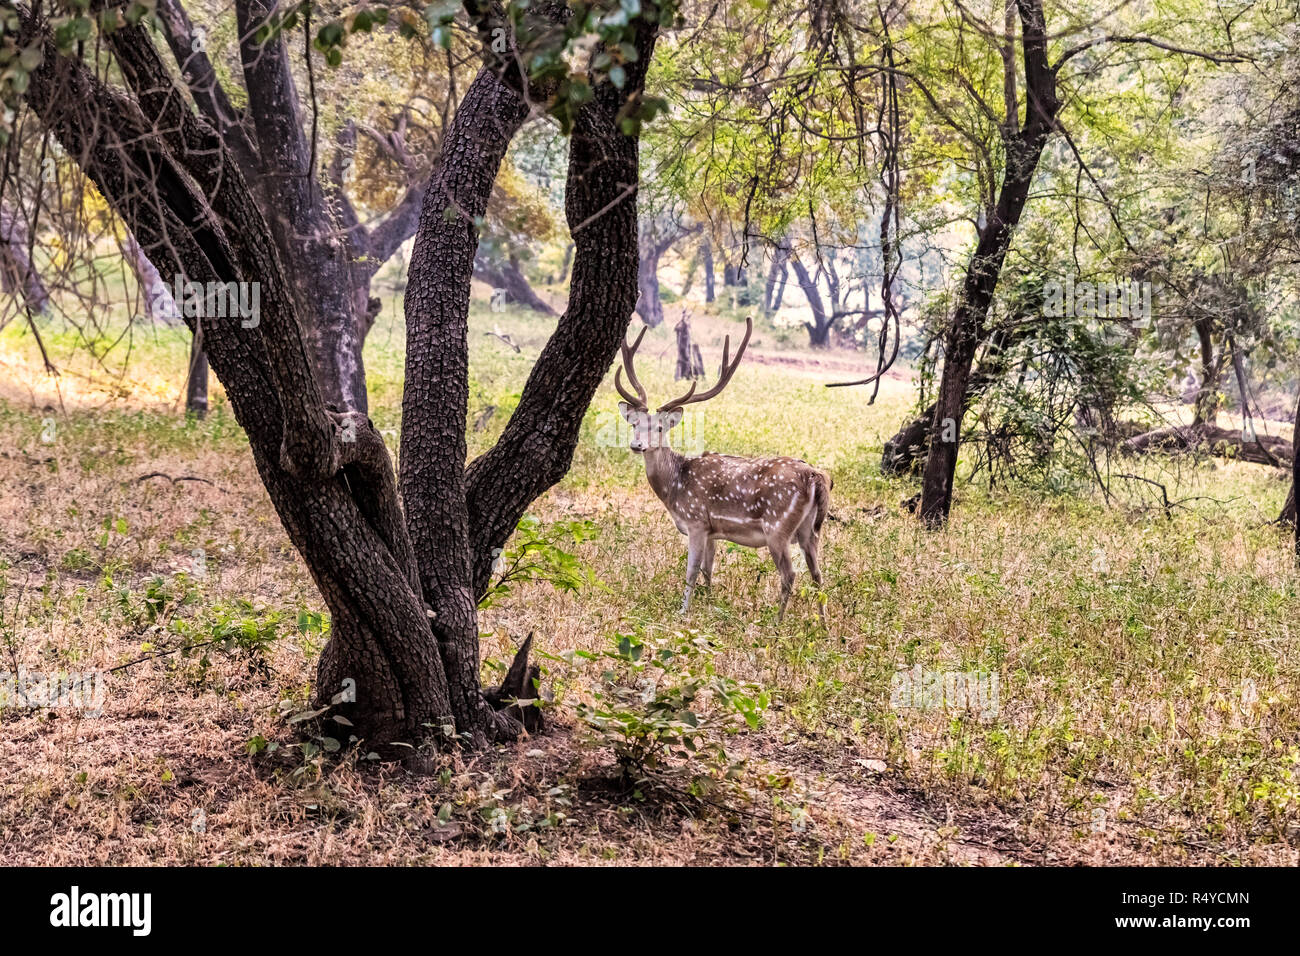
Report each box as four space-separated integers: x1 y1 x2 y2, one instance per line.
25 14 452 752
0 201 50 313
23 0 659 753
918 0 1060 527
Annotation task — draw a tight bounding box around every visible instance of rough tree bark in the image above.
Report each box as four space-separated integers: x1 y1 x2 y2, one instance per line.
399 7 662 737
153 0 430 414
918 0 1061 527
18 1 659 754
23 11 450 751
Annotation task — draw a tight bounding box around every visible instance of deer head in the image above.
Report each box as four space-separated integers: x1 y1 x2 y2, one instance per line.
615 315 753 453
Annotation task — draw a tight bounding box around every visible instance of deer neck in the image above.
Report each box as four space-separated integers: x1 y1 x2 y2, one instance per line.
641 445 687 504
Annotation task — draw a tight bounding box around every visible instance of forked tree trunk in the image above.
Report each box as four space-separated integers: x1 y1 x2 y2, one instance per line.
22 3 660 754
154 0 428 416
918 0 1060 527
788 249 833 347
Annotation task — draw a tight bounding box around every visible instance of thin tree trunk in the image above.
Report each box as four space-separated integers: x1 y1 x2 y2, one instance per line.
918 0 1060 527
701 239 715 303
550 243 574 284
400 68 532 744
674 312 705 379
764 241 790 315
236 0 369 413
788 250 832 347
1292 389 1300 557
1192 317 1221 426
636 239 666 327
679 245 700 296
123 234 179 324
186 329 209 418
0 201 50 313
773 265 789 311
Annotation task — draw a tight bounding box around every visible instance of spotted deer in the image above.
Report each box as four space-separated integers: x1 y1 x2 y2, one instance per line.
616 316 833 622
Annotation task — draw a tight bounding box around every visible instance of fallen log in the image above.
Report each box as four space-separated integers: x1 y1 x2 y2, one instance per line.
1123 423 1293 470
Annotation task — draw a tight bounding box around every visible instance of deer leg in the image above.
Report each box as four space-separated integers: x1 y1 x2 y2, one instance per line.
682 530 707 614
797 525 825 625
769 538 796 623
701 538 717 587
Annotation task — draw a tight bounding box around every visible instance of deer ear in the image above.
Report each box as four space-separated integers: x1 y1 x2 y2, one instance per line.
617 401 639 423
660 407 684 430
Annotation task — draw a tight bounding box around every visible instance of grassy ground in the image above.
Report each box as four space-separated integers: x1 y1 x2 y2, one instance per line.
0 284 1297 866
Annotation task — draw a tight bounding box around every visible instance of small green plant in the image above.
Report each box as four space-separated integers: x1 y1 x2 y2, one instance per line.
478 514 602 609
572 627 769 792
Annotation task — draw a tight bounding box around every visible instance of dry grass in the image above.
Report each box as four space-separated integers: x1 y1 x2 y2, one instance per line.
0 295 1297 866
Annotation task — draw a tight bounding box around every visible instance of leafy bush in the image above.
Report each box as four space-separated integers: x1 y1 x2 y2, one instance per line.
570 627 769 793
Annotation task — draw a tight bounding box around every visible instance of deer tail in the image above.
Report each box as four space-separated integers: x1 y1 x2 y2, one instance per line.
813 471 832 534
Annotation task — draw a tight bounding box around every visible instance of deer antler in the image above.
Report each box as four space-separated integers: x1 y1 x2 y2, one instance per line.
614 325 649 409
659 315 753 411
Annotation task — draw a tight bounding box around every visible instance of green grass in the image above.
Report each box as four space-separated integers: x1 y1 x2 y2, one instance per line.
1 291 1297 863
